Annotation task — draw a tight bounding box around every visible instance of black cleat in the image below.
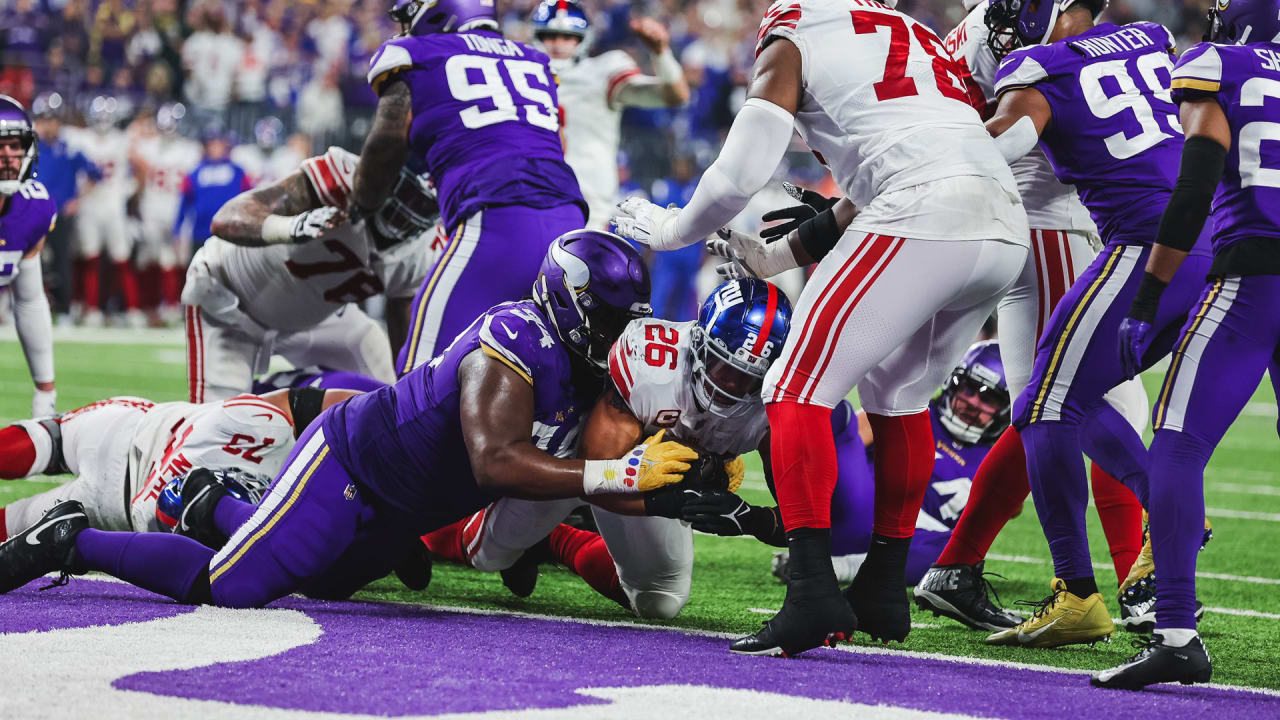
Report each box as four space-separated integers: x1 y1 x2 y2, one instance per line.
1117 573 1206 634
500 542 545 599
394 540 434 592
174 468 232 550
846 535 912 643
730 577 858 657
914 561 1022 631
0 500 88 593
1091 635 1213 690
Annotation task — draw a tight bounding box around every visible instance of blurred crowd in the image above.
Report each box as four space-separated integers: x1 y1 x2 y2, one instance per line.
0 0 1215 325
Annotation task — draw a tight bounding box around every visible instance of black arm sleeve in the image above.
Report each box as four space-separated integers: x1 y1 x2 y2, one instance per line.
1152 135 1228 253
794 207 841 263
287 387 327 435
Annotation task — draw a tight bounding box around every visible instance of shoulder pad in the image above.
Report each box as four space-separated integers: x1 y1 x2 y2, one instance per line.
478 303 559 387
300 147 359 208
994 49 1050 96
1171 43 1223 97
368 39 414 93
756 1 804 58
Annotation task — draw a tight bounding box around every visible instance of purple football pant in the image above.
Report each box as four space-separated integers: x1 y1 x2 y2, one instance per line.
396 203 586 375
1013 244 1212 581
1150 275 1280 629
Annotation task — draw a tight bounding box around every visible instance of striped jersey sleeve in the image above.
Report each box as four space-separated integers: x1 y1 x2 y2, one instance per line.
1171 43 1224 102
300 147 359 209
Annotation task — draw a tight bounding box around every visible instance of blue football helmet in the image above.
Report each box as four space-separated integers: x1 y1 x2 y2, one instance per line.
156 467 272 530
0 95 38 197
1207 0 1280 44
984 0 1108 59
937 340 1010 445
692 279 792 418
531 0 589 39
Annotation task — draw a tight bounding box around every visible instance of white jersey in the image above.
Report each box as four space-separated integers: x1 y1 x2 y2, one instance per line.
943 1 1097 232
192 146 431 332
65 126 132 209
134 134 202 228
607 318 768 457
556 50 642 228
759 0 1024 243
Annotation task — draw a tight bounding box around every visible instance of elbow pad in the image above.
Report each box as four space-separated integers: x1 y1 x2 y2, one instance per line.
1152 135 1227 253
994 115 1040 165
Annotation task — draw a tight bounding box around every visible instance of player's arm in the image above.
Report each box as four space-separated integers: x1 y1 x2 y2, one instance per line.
610 18 690 108
1120 98 1230 378
13 236 55 413
611 37 801 252
458 351 695 500
351 79 412 214
985 86 1051 164
257 388 361 436
678 433 785 547
209 171 341 246
573 387 649 515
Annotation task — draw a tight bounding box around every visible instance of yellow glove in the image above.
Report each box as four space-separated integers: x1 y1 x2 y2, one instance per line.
581 429 699 495
723 456 745 493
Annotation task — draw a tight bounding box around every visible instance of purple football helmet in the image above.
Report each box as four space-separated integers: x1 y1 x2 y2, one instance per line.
0 95 38 197
534 230 652 370
389 0 498 36
1207 0 1280 44
937 340 1010 445
985 0 1108 59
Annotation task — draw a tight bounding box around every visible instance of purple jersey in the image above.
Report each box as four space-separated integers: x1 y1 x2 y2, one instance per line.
1172 42 1280 256
918 408 990 532
367 31 585 231
994 23 1199 249
322 300 598 529
0 180 57 287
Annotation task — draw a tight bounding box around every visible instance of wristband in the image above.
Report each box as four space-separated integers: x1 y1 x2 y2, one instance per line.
653 48 683 85
582 458 641 495
261 214 297 244
1129 272 1168 324
794 207 840 262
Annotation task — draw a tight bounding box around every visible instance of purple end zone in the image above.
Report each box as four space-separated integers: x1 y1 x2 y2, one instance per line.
1 578 192 634
100 592 1280 719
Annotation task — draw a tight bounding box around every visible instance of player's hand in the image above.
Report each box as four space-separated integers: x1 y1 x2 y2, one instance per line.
611 196 679 249
723 456 745 493
681 489 754 536
630 16 670 53
642 485 707 519
32 388 56 418
1117 317 1151 381
583 429 698 495
714 227 799 279
289 206 346 242
760 182 838 242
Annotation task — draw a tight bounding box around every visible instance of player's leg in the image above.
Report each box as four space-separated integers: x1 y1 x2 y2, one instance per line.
1096 277 1276 688
545 523 628 607
73 212 103 325
592 509 694 620
104 210 140 321
1084 375 1148 585
829 401 875 557
855 236 1024 641
395 203 585 374
277 305 395 384
2 484 79 542
186 306 256 403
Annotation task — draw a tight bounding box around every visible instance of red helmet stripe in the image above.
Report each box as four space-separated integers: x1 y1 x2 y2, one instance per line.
752 282 778 355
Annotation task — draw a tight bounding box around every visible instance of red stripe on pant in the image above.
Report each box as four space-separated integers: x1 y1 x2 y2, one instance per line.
185 306 204 403
771 234 896 404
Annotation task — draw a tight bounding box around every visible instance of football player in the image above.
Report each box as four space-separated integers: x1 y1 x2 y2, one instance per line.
0 95 58 417
1094 0 1280 690
423 277 789 619
530 0 689 230
251 366 387 395
130 103 201 325
612 0 1028 655
0 232 696 611
183 146 437 402
0 386 353 539
976 0 1219 648
353 0 588 374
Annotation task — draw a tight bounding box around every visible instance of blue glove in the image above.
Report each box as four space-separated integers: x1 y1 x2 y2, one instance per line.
1118 317 1151 380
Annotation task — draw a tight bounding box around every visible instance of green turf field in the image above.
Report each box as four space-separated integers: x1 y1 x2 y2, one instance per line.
3 331 1278 691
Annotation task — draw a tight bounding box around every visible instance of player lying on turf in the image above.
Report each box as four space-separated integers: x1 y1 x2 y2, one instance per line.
0 231 697 610
184 146 438 403
0 95 58 417
422 277 790 619
0 386 356 540
1094 0 1280 690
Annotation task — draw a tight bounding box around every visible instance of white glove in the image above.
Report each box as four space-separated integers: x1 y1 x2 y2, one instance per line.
32 388 56 418
261 206 346 244
610 196 680 249
711 228 800 279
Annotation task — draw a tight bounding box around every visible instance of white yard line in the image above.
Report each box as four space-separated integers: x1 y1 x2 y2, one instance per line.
1206 507 1280 522
1209 482 1280 496
0 326 185 345
1205 607 1280 620
986 553 1280 586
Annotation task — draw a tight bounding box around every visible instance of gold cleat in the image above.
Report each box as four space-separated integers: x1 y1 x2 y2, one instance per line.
984 579 1114 648
1118 514 1212 596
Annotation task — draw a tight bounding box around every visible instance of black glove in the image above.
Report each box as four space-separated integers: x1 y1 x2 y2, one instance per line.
681 490 784 546
759 182 839 242
681 453 732 491
643 486 706 519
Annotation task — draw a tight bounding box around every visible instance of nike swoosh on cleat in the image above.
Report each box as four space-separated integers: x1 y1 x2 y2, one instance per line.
25 513 86 545
1017 618 1060 643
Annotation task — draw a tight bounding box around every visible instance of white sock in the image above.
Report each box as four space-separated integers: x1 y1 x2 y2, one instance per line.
832 553 866 585
11 421 52 477
1156 628 1198 647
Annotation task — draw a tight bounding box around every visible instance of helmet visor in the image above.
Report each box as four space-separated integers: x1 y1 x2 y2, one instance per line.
947 376 1007 428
